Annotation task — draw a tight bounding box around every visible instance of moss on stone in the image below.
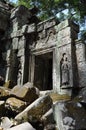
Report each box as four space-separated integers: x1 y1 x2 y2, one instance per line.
3 80 14 89
49 93 71 102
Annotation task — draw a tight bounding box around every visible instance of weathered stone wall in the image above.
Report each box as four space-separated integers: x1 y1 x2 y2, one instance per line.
29 18 58 91
0 1 11 80
30 17 57 52
3 5 39 86
76 40 86 87
0 2 86 95
55 20 79 95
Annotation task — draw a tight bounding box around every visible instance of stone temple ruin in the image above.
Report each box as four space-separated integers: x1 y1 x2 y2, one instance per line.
0 1 85 95
0 1 86 130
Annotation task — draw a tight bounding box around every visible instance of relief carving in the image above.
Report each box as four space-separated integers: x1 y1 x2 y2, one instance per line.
17 60 22 86
17 56 24 86
46 29 56 43
60 53 70 87
36 28 56 48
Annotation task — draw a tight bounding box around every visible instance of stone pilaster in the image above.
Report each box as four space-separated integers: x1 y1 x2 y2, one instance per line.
75 40 86 88
55 19 79 95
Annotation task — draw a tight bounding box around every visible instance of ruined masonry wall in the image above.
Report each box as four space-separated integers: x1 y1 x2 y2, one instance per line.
55 20 79 94
0 3 86 95
76 40 86 87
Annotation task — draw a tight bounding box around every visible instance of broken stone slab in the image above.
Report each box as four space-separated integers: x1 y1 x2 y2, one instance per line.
53 100 86 130
41 108 55 125
6 122 36 130
15 95 52 123
5 97 27 113
0 117 13 130
10 82 39 103
0 87 10 100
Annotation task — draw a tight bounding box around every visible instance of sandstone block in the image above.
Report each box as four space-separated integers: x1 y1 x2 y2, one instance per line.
53 100 86 130
0 87 10 100
0 117 13 129
41 108 55 125
15 95 52 123
5 97 27 113
10 82 39 103
6 122 36 130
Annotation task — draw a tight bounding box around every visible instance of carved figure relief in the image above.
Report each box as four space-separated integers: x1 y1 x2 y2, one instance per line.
46 29 56 43
17 59 22 86
36 28 56 48
17 56 24 86
60 53 69 87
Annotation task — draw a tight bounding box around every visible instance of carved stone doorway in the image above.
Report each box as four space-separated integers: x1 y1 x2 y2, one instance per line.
34 52 53 90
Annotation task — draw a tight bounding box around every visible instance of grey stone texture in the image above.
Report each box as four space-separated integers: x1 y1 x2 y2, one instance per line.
75 40 86 87
6 122 36 130
53 99 86 130
15 95 52 123
0 117 14 129
10 83 39 103
0 1 85 96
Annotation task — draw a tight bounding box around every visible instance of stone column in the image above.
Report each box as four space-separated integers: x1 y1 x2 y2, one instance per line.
75 40 86 88
28 54 35 83
5 49 11 82
17 56 25 86
55 19 79 95
53 48 58 92
17 36 26 86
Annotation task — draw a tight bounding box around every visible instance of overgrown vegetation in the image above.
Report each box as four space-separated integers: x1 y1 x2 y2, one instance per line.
16 0 86 21
6 0 86 39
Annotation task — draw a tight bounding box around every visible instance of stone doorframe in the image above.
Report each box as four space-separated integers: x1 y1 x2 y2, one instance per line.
28 46 57 91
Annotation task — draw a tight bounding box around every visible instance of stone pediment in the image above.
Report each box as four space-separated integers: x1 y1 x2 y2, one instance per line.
11 5 32 20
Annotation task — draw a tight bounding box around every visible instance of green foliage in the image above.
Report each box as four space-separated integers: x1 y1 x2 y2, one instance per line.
16 0 86 22
18 0 31 8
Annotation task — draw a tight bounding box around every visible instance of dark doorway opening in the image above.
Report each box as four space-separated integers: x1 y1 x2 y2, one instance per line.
34 52 53 90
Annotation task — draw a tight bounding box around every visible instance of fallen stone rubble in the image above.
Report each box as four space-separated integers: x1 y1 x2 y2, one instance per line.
0 82 86 130
0 82 55 130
